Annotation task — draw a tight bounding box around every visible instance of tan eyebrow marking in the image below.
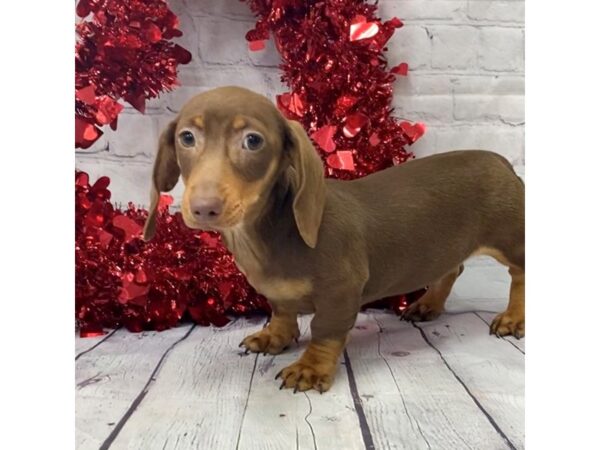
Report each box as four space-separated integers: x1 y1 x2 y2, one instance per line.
232 116 247 130
193 116 204 128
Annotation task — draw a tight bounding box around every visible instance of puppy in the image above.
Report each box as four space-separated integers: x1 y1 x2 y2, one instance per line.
144 86 525 393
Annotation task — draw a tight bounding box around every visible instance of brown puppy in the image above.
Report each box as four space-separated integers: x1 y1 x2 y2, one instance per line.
144 86 525 393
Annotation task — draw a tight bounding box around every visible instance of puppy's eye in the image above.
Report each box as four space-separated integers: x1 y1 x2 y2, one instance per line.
242 133 264 151
179 130 196 147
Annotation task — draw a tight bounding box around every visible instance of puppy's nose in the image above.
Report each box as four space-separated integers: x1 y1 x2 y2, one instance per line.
191 197 223 220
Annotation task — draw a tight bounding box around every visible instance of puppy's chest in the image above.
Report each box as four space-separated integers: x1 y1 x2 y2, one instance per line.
234 258 312 303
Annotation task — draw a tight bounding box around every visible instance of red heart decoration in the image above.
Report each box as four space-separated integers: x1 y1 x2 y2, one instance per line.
158 194 174 211
118 272 149 303
369 133 381 146
98 230 113 248
391 62 409 76
335 95 359 115
327 151 356 171
76 85 97 105
343 113 369 138
248 40 266 51
350 15 380 42
400 121 426 143
75 117 102 148
112 214 142 242
277 92 305 118
311 125 337 153
143 22 162 43
95 96 124 125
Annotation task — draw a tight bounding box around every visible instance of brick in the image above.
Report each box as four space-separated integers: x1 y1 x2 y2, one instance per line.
394 74 453 96
453 94 524 123
413 124 524 164
170 9 200 67
197 17 254 65
392 94 453 123
248 38 282 68
467 1 525 23
180 0 255 18
451 75 524 95
75 156 184 208
431 26 478 70
379 0 466 21
386 25 431 70
479 28 524 72
104 113 158 158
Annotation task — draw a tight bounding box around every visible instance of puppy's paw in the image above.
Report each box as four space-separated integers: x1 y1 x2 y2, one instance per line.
490 311 525 339
275 360 335 393
401 302 443 322
239 327 297 355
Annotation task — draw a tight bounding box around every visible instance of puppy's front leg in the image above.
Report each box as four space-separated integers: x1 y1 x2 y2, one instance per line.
276 307 358 393
240 304 299 355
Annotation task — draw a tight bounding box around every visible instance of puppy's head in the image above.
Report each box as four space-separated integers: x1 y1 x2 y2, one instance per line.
143 86 325 248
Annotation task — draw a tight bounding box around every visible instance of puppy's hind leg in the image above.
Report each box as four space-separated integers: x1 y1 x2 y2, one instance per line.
490 265 525 338
401 264 464 322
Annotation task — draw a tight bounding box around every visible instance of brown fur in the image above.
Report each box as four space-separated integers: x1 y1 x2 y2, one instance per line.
144 86 525 392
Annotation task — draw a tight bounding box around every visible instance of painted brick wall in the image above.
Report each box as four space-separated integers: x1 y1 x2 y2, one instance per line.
75 0 525 207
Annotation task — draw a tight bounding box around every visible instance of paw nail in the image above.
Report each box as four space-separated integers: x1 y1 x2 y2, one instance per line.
279 381 285 390
238 341 244 348
293 386 298 394
275 370 283 380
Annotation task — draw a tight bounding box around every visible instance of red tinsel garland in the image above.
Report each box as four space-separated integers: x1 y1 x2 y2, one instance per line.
75 0 191 148
245 0 425 179
75 0 426 335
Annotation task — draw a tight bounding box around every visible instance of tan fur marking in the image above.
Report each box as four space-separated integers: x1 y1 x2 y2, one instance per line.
278 338 345 392
240 311 299 354
193 116 204 128
232 116 246 130
401 264 463 322
252 277 312 302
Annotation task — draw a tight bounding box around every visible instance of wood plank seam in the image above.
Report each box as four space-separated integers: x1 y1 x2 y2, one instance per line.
235 353 259 450
75 328 119 361
98 325 196 450
411 322 517 450
302 392 317 450
473 312 525 355
371 315 433 449
343 349 375 450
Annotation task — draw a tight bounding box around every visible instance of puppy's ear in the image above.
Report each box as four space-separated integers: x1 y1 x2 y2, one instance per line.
143 120 180 241
285 120 326 248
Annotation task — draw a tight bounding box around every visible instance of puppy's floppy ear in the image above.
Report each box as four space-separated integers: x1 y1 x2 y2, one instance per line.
143 120 180 241
285 120 326 248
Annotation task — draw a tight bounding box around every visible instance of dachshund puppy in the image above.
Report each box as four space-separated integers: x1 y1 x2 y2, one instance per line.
144 86 525 393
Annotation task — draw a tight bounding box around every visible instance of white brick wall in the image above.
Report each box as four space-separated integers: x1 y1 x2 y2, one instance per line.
75 0 524 207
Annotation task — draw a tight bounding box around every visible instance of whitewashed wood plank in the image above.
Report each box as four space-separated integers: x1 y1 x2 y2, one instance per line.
75 329 118 358
447 263 511 314
75 325 194 450
473 311 525 354
346 311 512 450
108 317 266 449
417 312 525 449
237 315 366 450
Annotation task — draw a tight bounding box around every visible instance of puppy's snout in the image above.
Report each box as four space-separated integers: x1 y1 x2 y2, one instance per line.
191 197 223 220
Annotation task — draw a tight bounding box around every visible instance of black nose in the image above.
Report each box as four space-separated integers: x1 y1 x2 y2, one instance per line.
191 197 223 220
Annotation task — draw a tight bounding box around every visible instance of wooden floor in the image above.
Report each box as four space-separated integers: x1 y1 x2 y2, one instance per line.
76 257 524 450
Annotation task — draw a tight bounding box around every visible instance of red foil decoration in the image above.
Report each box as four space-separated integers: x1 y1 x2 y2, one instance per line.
76 171 270 335
75 0 191 148
245 0 425 179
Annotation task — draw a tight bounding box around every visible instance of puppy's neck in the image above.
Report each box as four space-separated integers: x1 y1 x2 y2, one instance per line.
220 171 296 269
